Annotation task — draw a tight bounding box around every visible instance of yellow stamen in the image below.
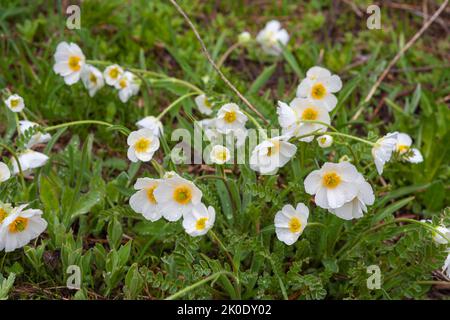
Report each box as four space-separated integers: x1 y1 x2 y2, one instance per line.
267 140 280 157
8 217 28 233
322 172 341 188
173 185 192 205
195 217 208 231
89 73 97 84
216 150 228 162
146 185 157 204
397 145 409 154
302 107 318 120
204 97 212 108
224 111 237 123
119 79 127 89
134 138 151 153
288 217 302 233
68 56 81 71
109 67 120 79
311 83 326 100
0 208 7 223
10 99 20 108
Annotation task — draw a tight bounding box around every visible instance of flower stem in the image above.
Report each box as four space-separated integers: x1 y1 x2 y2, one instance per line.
156 92 197 120
0 143 26 190
44 120 128 136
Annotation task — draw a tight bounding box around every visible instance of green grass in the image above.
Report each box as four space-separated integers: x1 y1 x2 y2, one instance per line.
0 0 449 299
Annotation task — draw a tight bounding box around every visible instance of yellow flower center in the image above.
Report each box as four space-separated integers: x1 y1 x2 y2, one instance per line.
10 99 20 108
68 56 81 71
320 137 327 144
311 83 326 100
146 185 157 204
89 73 97 84
119 79 127 89
173 185 193 205
9 217 28 233
195 217 208 231
301 107 318 120
216 150 228 162
288 217 302 233
134 138 151 153
224 111 237 123
0 208 7 223
397 144 409 154
204 97 212 108
322 172 341 188
267 140 280 157
109 67 120 79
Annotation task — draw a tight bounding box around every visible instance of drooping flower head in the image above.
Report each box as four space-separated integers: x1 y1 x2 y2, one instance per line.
12 150 49 175
195 94 214 116
182 203 215 237
53 42 85 85
395 133 423 163
371 132 398 175
4 94 25 113
129 178 161 222
317 135 333 148
256 20 289 56
275 203 309 245
296 66 342 111
127 129 160 163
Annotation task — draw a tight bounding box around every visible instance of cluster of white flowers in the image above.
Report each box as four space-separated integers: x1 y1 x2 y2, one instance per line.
129 172 214 237
372 132 423 175
0 203 47 252
53 42 140 103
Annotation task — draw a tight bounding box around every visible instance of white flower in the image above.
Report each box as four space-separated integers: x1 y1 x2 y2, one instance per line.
238 31 251 44
182 203 215 237
371 132 398 175
5 94 25 113
274 203 309 245
209 145 231 165
154 176 202 221
104 64 124 86
443 252 450 278
432 225 450 245
129 178 161 222
127 129 160 163
328 174 374 220
395 133 423 163
256 20 289 56
317 135 333 148
296 66 342 111
195 94 214 115
0 162 11 183
115 71 140 103
277 99 330 142
216 103 248 134
250 136 297 175
19 121 51 148
53 42 85 85
304 161 360 209
199 119 248 147
81 64 104 97
136 116 163 137
0 204 47 252
12 150 49 175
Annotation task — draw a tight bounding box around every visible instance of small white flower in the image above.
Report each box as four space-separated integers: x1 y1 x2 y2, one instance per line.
216 103 248 134
19 121 51 148
0 162 11 183
182 203 215 237
12 150 49 175
195 94 214 116
328 174 374 220
371 132 398 175
432 225 450 245
4 94 25 113
53 42 85 85
104 64 124 86
443 252 450 278
81 64 104 97
136 116 163 137
304 161 360 209
395 133 423 163
250 136 297 175
0 204 47 252
154 176 203 222
275 203 309 245
127 129 160 163
199 119 248 147
277 99 330 142
256 20 289 56
129 178 161 222
238 31 251 44
296 66 342 111
317 135 333 148
210 145 231 165
115 71 140 103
